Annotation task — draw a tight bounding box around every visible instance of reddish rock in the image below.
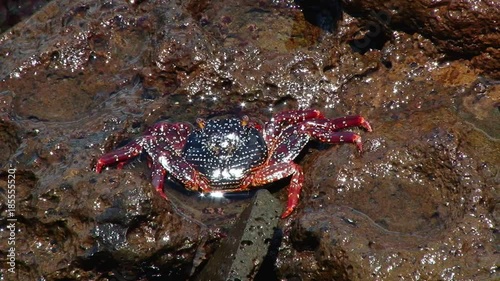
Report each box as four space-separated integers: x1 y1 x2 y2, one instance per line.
0 0 497 280
341 0 500 78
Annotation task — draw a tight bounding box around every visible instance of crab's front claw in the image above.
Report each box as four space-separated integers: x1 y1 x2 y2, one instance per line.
281 206 296 219
359 116 372 132
184 172 211 194
95 152 131 173
95 159 106 174
353 134 364 152
150 161 168 199
95 140 144 173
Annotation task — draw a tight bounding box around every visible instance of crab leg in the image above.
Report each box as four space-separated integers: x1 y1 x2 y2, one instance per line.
95 138 147 173
271 109 324 124
264 109 325 147
152 149 210 194
96 122 196 198
295 116 372 151
304 128 365 151
304 115 372 132
241 162 304 218
145 122 192 152
150 160 168 198
96 122 191 171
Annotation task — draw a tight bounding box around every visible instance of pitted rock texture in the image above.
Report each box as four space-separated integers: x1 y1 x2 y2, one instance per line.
341 0 500 78
0 0 498 280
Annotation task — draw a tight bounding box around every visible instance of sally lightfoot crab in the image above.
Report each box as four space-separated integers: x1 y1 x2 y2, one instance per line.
96 109 372 218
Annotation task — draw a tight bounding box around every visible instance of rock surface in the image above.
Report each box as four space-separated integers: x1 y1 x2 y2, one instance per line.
341 0 500 78
0 0 498 280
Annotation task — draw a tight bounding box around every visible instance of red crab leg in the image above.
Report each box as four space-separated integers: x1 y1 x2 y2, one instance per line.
298 116 372 151
96 122 195 200
304 115 372 132
150 161 167 198
241 162 304 218
145 122 192 153
265 109 325 145
95 139 146 173
152 149 211 193
271 109 324 124
95 122 191 173
307 130 364 151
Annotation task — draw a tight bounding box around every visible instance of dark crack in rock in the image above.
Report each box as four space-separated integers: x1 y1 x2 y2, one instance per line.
196 189 281 281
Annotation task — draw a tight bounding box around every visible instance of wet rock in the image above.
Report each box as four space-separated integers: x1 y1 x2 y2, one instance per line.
0 0 50 32
457 78 500 139
277 109 498 280
0 0 498 280
0 120 20 165
341 0 500 78
196 189 281 281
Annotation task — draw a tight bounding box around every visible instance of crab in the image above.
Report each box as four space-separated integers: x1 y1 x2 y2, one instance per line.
95 109 372 218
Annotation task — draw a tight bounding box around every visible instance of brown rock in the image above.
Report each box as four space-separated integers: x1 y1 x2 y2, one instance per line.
341 0 500 78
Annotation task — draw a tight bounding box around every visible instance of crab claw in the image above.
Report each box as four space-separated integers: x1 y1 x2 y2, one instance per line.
359 117 373 132
354 134 363 152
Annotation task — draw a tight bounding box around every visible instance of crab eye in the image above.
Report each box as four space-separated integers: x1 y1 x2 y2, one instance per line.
196 118 206 129
241 115 249 127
